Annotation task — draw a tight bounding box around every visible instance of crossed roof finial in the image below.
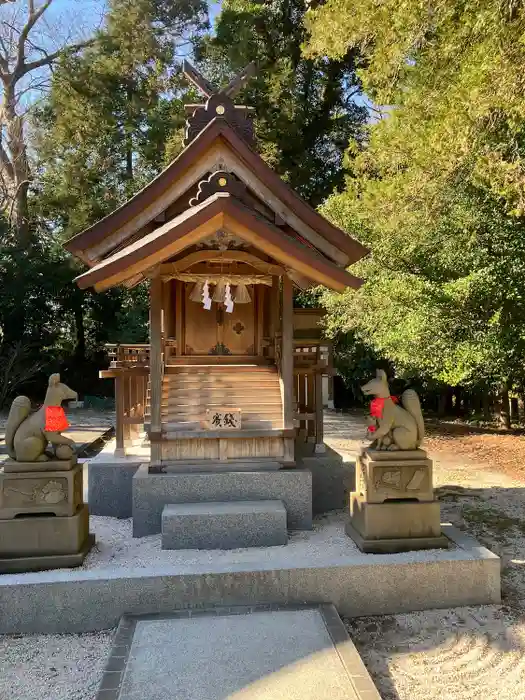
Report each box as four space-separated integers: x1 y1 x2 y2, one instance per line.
181 61 257 146
182 60 257 100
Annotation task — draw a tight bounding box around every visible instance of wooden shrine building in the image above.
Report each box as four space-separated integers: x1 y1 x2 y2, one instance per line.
64 63 368 469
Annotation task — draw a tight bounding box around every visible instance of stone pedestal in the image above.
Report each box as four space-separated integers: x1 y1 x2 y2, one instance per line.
2 457 77 473
0 458 94 572
346 448 449 553
0 463 83 518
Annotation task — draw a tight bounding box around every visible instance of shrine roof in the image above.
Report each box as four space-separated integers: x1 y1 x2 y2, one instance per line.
73 192 363 293
64 117 368 270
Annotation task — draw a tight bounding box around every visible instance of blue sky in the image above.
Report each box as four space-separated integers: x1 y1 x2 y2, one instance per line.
48 0 221 38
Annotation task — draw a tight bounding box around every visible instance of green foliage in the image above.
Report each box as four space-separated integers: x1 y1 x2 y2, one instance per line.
197 0 368 205
305 0 525 395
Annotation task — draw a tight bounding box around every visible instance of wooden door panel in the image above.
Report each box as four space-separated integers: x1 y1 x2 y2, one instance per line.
183 283 256 355
183 284 218 354
223 291 256 355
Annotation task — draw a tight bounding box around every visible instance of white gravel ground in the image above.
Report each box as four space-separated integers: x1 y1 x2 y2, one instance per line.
0 630 114 700
52 511 460 577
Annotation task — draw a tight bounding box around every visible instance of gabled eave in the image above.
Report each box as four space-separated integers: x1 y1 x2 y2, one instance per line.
64 117 369 269
74 193 363 294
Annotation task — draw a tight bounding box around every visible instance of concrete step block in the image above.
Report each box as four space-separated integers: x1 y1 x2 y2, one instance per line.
161 500 288 550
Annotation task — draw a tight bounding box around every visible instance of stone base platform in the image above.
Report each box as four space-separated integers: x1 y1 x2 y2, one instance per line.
0 534 95 574
345 521 449 554
133 465 312 537
0 504 91 558
96 605 381 700
0 516 500 635
86 439 353 520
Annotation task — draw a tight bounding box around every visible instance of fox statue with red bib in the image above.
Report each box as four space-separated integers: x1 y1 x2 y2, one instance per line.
5 374 78 462
362 370 424 451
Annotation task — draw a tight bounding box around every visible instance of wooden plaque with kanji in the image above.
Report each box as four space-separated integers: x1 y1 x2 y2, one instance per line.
206 408 242 430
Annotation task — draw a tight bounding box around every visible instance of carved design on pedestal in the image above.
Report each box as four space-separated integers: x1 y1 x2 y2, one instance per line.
4 478 67 505
375 469 401 491
233 321 245 335
0 464 83 519
356 450 433 503
406 468 426 490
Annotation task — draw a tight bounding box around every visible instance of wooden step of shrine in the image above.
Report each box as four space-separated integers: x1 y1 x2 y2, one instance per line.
161 378 279 387
165 357 273 367
156 393 280 404
146 364 284 432
161 394 281 413
165 366 275 377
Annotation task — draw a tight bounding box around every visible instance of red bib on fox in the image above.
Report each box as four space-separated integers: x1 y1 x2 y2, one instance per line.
368 396 398 432
45 406 69 432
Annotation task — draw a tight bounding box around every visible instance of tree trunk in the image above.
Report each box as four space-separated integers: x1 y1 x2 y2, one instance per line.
497 386 511 429
482 393 491 421
125 84 134 180
3 85 31 244
438 387 448 417
453 386 462 416
74 300 86 362
510 397 519 424
445 385 454 414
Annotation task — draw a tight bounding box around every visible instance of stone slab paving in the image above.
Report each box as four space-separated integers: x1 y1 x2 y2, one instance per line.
97 605 380 700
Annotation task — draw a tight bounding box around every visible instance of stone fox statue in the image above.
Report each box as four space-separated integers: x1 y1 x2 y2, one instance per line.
361 370 424 451
5 374 78 462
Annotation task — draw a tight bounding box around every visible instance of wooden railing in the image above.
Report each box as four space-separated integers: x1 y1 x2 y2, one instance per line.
293 343 330 447
105 343 150 368
101 345 150 454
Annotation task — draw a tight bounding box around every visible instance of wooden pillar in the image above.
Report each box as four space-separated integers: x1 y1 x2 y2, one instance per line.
175 280 183 356
123 374 131 447
149 274 163 467
269 276 280 359
129 375 140 443
281 274 294 463
314 370 325 453
256 286 265 356
114 373 125 457
306 372 315 441
314 346 324 451
298 372 307 440
162 279 172 363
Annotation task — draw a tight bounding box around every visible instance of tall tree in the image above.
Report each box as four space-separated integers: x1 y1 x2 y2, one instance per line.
197 0 367 206
0 0 93 244
305 0 525 404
